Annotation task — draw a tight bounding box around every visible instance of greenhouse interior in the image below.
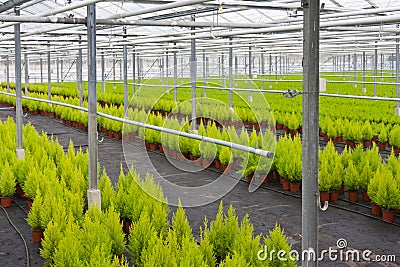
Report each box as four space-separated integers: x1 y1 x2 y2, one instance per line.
1 0 400 266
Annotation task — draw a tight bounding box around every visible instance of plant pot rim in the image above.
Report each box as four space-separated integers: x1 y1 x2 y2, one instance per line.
381 208 395 212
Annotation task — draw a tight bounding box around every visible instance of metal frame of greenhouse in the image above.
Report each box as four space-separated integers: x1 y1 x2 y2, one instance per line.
1 1 400 266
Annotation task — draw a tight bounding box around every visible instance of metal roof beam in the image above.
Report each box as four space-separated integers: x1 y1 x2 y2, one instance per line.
0 0 31 13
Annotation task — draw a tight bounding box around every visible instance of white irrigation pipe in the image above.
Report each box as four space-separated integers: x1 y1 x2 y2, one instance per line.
0 91 274 158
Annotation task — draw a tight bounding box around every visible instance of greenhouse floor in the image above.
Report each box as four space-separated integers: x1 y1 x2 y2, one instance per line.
0 108 399 267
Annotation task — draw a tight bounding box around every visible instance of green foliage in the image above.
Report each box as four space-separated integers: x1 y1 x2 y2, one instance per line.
378 124 388 143
318 161 331 192
52 215 84 267
103 208 126 257
362 120 373 141
287 111 300 131
263 224 296 267
171 202 194 247
40 220 64 265
26 189 44 231
128 211 158 266
203 202 240 261
344 160 359 191
141 233 177 267
199 217 216 267
359 159 373 191
0 161 16 197
284 135 302 182
389 125 400 148
219 253 250 267
99 168 115 212
367 168 383 205
219 146 232 166
375 169 400 210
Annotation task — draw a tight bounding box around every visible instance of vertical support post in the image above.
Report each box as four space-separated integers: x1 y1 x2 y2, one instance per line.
166 50 169 93
348 54 351 81
362 51 366 93
119 57 122 81
202 50 206 96
234 55 238 80
261 51 265 90
248 46 253 102
56 57 60 87
279 53 282 79
395 24 400 114
40 57 43 84
6 55 10 92
392 53 394 83
244 56 247 78
137 55 141 91
160 57 164 85
353 53 357 88
113 56 116 89
132 47 136 95
190 14 197 131
87 3 101 208
229 37 233 109
380 53 384 81
14 6 24 159
221 52 225 88
269 54 272 88
77 37 83 107
374 42 378 96
101 52 105 93
174 43 177 103
202 51 206 80
333 56 335 72
24 53 28 95
218 57 221 83
181 57 184 78
123 27 128 117
47 43 51 100
302 0 319 266
60 58 63 82
275 55 278 82
343 55 346 80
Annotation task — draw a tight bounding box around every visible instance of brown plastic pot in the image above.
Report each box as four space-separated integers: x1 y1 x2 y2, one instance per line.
1 197 12 208
348 191 359 202
371 203 382 216
32 230 44 243
382 209 395 223
319 192 330 202
330 191 339 202
289 182 300 193
362 191 371 202
282 180 290 191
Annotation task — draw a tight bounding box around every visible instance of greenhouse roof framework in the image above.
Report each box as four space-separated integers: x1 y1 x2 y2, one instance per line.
0 0 400 58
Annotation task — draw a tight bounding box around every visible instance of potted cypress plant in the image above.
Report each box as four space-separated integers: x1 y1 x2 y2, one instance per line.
359 159 373 202
344 160 360 202
375 171 400 223
362 120 373 147
318 161 331 202
389 126 400 155
377 124 387 150
287 111 300 137
26 189 44 242
0 162 16 208
285 156 302 193
368 168 382 216
219 146 232 174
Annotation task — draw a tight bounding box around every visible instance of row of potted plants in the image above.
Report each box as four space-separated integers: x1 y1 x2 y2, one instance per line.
2 84 400 156
0 116 295 266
